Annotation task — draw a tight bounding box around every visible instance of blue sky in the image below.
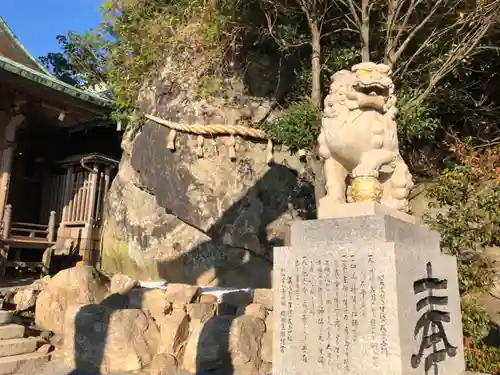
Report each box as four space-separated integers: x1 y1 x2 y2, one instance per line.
1 0 104 59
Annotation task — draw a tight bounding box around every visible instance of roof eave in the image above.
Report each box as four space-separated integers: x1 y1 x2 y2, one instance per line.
0 55 115 111
0 16 52 75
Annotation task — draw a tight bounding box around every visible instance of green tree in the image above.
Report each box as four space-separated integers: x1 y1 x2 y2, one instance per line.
39 52 81 86
39 31 111 89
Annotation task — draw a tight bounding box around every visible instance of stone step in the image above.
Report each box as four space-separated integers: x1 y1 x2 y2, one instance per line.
0 311 13 325
0 337 38 358
0 352 50 375
0 324 25 340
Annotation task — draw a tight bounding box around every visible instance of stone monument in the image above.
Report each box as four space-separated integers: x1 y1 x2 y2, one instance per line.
273 63 466 375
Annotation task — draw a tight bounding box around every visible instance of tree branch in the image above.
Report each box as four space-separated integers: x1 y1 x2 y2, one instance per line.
361 0 371 61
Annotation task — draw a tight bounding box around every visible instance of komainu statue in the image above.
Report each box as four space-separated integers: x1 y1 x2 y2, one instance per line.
317 62 413 218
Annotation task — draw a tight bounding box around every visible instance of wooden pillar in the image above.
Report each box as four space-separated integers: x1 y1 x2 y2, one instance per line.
82 164 100 267
2 204 13 277
64 166 74 222
2 204 12 239
0 114 23 221
86 163 99 223
58 167 73 241
99 165 112 221
94 171 104 223
47 210 56 242
103 166 111 197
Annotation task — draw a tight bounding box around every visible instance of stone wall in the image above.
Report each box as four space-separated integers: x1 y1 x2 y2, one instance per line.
61 282 273 374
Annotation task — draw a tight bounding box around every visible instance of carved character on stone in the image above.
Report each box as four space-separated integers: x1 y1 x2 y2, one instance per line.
411 262 457 374
317 62 413 217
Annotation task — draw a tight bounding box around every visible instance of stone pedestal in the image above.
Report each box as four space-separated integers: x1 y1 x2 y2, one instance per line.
273 203 465 375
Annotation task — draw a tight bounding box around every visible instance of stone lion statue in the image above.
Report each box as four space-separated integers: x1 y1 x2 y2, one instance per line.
317 62 413 217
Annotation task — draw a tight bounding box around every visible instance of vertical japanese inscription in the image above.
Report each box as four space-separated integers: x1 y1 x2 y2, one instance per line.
317 260 326 364
279 267 287 354
287 272 293 345
277 248 390 374
300 256 309 363
341 254 350 371
334 259 342 367
350 255 359 342
379 274 388 356
324 259 333 365
368 254 378 363
411 262 457 375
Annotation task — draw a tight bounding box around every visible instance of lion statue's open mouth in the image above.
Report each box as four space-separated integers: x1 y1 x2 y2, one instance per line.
346 63 393 112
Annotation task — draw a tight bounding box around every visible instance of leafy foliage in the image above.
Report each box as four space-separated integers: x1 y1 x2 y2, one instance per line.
39 52 82 87
465 339 500 375
462 301 491 341
39 32 109 88
425 140 499 294
462 300 500 375
422 138 499 372
264 101 321 150
424 139 499 372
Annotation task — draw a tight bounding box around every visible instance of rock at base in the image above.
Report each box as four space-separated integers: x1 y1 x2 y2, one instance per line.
182 315 265 374
63 303 160 373
35 266 110 334
253 289 273 310
164 284 200 308
159 310 189 355
143 353 178 375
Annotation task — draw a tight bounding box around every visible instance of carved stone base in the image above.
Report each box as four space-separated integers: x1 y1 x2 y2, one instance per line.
273 210 465 375
317 201 418 224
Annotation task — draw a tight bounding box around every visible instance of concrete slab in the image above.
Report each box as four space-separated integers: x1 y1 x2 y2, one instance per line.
0 352 50 375
0 311 13 325
0 337 37 358
0 323 25 340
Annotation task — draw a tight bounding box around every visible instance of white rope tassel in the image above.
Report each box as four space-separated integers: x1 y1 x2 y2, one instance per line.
211 138 218 155
227 135 236 161
167 130 177 150
266 139 274 164
196 135 204 158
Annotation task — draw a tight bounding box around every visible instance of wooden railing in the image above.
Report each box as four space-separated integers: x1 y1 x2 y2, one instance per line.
2 204 56 242
0 204 56 278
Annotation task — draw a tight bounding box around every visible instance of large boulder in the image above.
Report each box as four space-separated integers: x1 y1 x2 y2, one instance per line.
101 54 315 286
35 266 110 334
182 315 265 374
63 303 160 373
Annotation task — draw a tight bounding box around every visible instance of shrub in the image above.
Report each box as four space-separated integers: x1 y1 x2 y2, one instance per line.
425 139 499 373
264 101 321 151
424 140 499 294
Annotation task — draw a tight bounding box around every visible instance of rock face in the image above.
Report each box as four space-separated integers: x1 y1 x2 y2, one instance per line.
35 266 110 334
63 303 160 373
101 54 315 285
101 126 314 286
